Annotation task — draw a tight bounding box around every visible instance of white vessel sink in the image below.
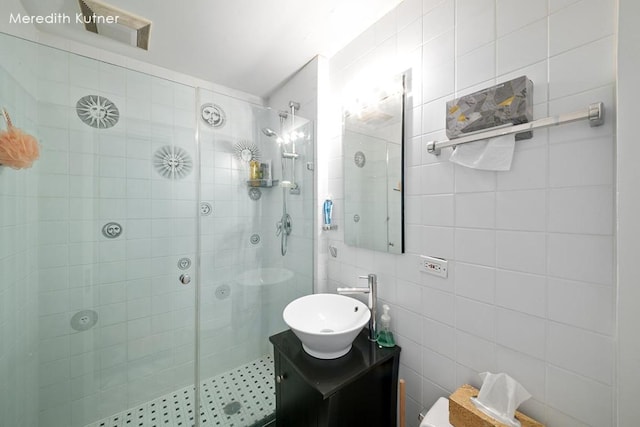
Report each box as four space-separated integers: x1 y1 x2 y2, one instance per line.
283 293 370 359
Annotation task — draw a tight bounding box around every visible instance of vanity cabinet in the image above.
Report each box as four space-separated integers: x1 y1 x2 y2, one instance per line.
269 329 401 427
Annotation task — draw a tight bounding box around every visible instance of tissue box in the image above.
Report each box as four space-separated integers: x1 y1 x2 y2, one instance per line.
446 76 533 139
449 385 544 427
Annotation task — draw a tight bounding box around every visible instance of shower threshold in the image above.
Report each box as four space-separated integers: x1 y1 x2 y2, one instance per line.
87 355 275 427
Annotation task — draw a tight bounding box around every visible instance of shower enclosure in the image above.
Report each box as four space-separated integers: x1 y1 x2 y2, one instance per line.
0 33 314 427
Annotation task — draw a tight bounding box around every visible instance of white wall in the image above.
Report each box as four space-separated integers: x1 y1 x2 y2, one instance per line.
616 0 640 425
324 1 617 426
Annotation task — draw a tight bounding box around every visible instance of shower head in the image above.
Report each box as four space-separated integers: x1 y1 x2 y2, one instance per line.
262 127 278 138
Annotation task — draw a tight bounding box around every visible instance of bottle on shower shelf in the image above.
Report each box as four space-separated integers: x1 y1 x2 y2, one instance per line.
260 160 272 186
249 160 261 181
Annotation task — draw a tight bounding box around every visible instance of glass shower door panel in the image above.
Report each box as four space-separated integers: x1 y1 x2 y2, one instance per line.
0 33 199 427
66 71 200 426
196 89 314 427
0 33 40 427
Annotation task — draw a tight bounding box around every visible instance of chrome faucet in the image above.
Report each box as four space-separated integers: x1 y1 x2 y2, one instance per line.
337 274 377 341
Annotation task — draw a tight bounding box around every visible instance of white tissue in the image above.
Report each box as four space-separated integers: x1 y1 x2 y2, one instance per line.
448 134 515 171
470 372 531 427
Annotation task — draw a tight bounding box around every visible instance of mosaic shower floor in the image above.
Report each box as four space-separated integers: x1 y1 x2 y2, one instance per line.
87 355 275 427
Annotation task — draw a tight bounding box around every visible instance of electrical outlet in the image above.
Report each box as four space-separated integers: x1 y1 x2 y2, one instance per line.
419 255 448 278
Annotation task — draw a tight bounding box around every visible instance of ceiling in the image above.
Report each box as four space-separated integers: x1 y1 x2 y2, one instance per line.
18 0 403 98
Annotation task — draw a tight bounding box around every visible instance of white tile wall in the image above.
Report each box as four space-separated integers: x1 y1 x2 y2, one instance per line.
0 33 40 427
325 1 617 426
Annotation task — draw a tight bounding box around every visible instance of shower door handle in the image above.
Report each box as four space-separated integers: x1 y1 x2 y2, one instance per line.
179 274 191 285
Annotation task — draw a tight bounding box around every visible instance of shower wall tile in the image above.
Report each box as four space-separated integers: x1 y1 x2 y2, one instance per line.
454 228 495 266
496 308 546 360
549 137 614 187
39 290 71 316
397 0 422 29
396 333 423 374
549 36 615 100
456 42 496 91
549 0 615 56
455 0 495 56
421 97 448 134
548 186 614 235
456 330 496 374
422 37 455 102
38 79 70 105
126 71 152 100
495 270 546 317
422 317 455 358
422 0 454 44
455 192 496 229
455 296 495 341
151 78 175 106
422 347 456 391
496 0 548 37
98 64 126 96
546 365 612 427
398 18 423 57
496 19 548 76
174 86 195 111
327 1 616 425
421 287 455 325
455 262 495 304
496 189 546 231
422 226 454 259
39 221 69 245
496 231 546 274
35 48 67 84
547 233 613 285
547 277 614 335
421 194 454 226
547 321 614 385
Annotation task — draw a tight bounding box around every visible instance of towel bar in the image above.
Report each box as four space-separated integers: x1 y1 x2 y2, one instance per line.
427 102 604 155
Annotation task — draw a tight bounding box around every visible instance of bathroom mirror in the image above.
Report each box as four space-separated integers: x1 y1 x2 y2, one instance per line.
343 72 405 254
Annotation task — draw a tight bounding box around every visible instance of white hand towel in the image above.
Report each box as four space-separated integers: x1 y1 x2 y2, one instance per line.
448 134 515 171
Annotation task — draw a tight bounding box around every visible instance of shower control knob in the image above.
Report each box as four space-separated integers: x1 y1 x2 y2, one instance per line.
179 274 191 285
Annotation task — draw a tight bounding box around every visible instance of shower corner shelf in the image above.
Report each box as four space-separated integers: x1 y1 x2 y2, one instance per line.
322 224 338 231
247 179 279 188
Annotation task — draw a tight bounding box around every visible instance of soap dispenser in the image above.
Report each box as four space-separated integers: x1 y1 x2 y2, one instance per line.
376 304 395 348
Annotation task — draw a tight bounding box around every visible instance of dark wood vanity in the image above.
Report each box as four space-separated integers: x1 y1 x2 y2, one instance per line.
269 329 401 427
